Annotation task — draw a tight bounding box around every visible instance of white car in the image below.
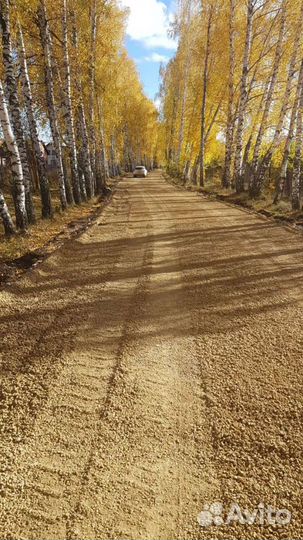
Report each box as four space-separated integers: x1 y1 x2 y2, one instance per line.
133 165 148 178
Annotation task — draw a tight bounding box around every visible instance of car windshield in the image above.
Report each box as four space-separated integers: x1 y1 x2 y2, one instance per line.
135 166 144 170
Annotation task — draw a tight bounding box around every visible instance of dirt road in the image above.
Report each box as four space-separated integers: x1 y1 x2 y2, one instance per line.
0 171 302 540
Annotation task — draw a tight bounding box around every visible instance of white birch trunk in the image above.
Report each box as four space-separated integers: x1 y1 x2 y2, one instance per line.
0 80 27 230
177 4 192 168
257 54 299 194
0 0 35 224
233 0 254 192
177 68 189 169
89 0 97 190
77 104 93 198
199 6 213 187
48 30 74 206
18 23 52 219
222 0 236 189
123 126 134 172
249 0 287 197
110 136 118 177
0 188 15 236
62 0 81 204
167 91 178 168
292 74 303 210
279 64 303 195
97 96 109 189
71 11 94 198
274 2 303 202
75 115 87 201
38 0 68 210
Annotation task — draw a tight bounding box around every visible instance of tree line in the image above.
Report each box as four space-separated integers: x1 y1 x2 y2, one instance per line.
0 0 159 237
160 0 303 210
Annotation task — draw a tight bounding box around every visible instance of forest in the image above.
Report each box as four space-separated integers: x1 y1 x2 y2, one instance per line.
2 0 303 243
160 0 303 213
0 0 159 238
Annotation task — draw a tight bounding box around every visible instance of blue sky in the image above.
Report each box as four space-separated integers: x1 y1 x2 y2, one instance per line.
120 0 178 102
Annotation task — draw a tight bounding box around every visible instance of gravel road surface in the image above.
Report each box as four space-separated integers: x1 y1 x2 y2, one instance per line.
0 171 302 539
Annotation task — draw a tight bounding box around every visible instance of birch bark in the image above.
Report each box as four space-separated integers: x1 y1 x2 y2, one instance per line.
48 30 74 205
274 3 303 203
0 80 27 230
0 0 35 224
177 3 192 169
275 62 303 203
38 0 68 210
18 23 52 219
234 0 254 192
62 0 81 204
199 6 213 187
97 96 109 189
257 17 300 194
222 0 236 189
0 188 15 236
291 75 303 210
88 0 98 190
249 0 286 197
71 12 94 198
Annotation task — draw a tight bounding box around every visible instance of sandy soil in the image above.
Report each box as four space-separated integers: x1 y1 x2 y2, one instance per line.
0 171 302 540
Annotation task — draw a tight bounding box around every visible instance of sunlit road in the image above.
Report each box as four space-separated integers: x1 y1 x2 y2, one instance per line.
0 171 302 539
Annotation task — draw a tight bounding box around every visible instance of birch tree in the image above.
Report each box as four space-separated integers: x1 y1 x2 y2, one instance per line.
222 0 236 189
291 73 303 210
257 0 302 197
275 61 303 203
199 5 213 187
38 0 68 211
48 28 74 205
97 95 109 189
233 0 254 193
88 0 98 191
0 0 159 235
0 80 27 231
18 23 53 219
62 0 81 204
0 189 15 236
249 0 287 198
0 0 35 224
71 11 94 198
176 1 192 169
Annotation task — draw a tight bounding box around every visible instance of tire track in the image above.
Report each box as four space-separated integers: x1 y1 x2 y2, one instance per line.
66 224 154 540
1 172 302 540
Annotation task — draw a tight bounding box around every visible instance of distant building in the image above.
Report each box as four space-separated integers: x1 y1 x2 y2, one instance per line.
0 138 48 166
45 142 59 169
0 139 53 188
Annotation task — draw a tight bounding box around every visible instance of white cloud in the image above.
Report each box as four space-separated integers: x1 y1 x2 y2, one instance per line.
144 52 169 63
120 0 177 50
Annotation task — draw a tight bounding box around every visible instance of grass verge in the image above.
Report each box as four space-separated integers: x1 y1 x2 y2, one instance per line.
0 183 116 283
164 172 303 226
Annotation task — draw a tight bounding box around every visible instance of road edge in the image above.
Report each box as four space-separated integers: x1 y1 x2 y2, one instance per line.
0 182 119 288
163 173 303 238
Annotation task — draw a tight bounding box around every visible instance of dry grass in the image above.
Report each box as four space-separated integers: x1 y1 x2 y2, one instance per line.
202 177 303 220
164 174 303 224
0 193 103 262
168 171 303 222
